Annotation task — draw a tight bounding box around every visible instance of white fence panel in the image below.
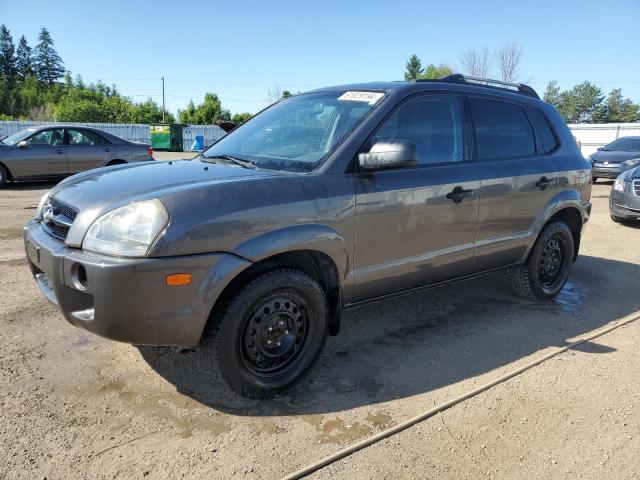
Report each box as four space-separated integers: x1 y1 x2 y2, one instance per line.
569 123 640 156
0 121 151 143
182 125 226 150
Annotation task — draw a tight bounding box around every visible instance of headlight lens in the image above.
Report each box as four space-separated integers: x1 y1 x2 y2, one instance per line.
35 191 50 219
623 158 640 166
83 199 169 257
614 176 626 192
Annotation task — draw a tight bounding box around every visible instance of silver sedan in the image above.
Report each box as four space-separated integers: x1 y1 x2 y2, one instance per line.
0 125 154 186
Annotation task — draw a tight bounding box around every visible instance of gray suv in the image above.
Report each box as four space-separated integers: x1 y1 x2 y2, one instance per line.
24 75 592 398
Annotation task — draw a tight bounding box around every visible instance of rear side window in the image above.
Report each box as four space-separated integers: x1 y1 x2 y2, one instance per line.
67 129 108 146
470 98 536 160
526 107 558 153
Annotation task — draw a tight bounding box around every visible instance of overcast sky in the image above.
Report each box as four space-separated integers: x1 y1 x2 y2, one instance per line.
2 0 639 116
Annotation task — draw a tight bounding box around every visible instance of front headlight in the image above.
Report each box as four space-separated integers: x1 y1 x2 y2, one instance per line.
614 176 626 192
623 158 640 166
35 191 50 219
82 199 169 257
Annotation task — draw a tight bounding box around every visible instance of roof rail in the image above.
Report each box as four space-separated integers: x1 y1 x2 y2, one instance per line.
418 74 540 99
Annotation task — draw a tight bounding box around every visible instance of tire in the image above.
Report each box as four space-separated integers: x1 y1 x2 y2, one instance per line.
592 176 598 184
207 269 328 398
510 221 575 301
0 163 8 187
107 160 127 166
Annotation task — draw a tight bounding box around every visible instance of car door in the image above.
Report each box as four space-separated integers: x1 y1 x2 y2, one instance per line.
352 93 480 302
468 96 561 272
10 128 67 178
66 128 109 173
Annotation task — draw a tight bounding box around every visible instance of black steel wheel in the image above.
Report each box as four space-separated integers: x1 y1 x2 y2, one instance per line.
208 268 328 398
240 294 310 376
510 221 575 301
538 235 565 289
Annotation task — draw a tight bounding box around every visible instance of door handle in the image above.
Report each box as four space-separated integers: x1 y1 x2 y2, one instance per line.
104 147 111 152
535 176 556 190
446 186 474 204
56 149 64 154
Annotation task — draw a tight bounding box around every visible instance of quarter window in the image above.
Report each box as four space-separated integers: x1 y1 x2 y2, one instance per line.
525 107 558 153
470 98 536 160
371 95 464 165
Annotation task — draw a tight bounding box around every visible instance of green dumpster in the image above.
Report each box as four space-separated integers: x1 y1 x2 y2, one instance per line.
150 124 184 151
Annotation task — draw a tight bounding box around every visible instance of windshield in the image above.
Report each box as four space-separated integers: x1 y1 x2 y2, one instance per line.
202 90 385 172
1 128 38 146
603 137 640 152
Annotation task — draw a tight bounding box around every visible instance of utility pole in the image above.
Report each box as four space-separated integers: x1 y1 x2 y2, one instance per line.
161 77 165 123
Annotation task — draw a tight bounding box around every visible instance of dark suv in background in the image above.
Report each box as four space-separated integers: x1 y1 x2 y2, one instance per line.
24 75 592 398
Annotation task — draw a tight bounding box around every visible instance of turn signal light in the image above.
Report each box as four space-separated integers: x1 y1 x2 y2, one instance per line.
166 273 192 286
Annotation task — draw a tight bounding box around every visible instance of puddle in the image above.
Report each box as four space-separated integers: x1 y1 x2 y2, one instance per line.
72 335 92 348
303 411 394 444
72 377 232 437
554 281 589 316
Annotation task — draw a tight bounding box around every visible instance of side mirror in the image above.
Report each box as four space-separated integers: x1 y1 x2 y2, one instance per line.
17 140 27 148
597 147 603 151
358 140 418 171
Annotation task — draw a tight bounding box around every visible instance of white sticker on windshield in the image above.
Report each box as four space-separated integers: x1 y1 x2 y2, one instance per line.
338 91 384 104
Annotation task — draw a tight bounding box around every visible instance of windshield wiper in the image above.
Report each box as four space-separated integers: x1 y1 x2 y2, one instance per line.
203 154 260 170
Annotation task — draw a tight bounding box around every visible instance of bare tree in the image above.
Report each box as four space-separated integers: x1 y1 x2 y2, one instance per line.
495 42 522 82
459 46 492 77
267 85 282 104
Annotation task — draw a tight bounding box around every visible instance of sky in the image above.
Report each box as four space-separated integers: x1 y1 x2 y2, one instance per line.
1 0 639 116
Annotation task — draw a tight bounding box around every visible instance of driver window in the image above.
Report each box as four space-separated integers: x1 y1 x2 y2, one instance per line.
372 95 464 165
27 128 64 146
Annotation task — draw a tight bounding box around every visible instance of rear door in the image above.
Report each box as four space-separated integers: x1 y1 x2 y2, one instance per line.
10 128 67 178
65 128 110 173
469 96 561 272
353 93 481 301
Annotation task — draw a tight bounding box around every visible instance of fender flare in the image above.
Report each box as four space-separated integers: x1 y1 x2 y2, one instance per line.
521 189 586 262
231 223 351 286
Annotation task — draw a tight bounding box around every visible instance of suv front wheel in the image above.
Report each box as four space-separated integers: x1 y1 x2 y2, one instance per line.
510 221 575 301
208 269 328 398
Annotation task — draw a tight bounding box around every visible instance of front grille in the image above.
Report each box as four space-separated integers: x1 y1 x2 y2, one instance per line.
50 197 78 221
42 197 78 240
634 179 640 197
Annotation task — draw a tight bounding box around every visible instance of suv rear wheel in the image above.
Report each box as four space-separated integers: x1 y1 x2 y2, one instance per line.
207 269 328 398
510 221 575 301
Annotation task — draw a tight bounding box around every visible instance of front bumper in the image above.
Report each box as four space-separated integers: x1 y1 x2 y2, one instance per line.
610 187 640 220
592 164 634 179
24 219 250 347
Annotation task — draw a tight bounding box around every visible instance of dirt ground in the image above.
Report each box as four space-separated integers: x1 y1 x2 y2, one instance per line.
1 167 640 479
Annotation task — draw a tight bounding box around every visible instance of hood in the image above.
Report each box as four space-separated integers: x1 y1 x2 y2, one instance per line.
590 150 640 163
627 165 640 180
50 159 283 247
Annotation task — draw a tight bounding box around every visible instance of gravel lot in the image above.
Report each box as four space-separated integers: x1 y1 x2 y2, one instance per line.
1 163 639 479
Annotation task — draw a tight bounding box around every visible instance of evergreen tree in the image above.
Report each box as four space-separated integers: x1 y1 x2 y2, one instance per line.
404 54 423 81
33 28 65 84
15 35 33 79
602 89 639 123
0 25 17 80
543 80 561 107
